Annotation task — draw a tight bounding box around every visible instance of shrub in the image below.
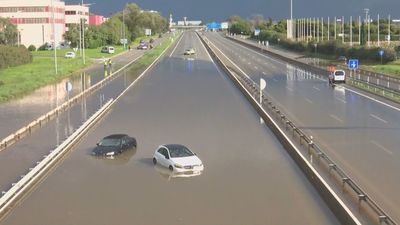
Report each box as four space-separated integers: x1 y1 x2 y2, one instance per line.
28 45 36 51
0 45 32 70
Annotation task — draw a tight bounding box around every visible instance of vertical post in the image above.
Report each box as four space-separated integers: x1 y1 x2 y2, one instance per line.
328 17 330 41
334 16 337 40
377 14 380 46
359 16 361 45
51 0 58 75
350 16 353 46
388 14 391 45
368 15 371 47
123 9 126 50
321 17 324 41
82 0 85 65
313 17 316 40
342 16 345 44
317 17 320 42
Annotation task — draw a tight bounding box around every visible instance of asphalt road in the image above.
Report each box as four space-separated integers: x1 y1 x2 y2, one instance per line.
206 31 400 221
0 31 338 225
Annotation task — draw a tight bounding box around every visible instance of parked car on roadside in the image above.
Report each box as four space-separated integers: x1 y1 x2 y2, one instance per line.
64 52 76 59
101 46 115 54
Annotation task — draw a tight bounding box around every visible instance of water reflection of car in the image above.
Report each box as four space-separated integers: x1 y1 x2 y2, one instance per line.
153 144 204 173
92 134 137 157
154 164 202 180
184 48 195 55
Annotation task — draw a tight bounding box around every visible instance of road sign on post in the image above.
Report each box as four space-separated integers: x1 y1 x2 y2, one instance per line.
348 59 359 70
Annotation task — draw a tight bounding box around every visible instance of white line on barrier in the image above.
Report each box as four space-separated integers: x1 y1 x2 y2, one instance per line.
202 35 362 225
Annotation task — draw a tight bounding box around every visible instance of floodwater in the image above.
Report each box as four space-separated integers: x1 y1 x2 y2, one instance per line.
0 32 339 225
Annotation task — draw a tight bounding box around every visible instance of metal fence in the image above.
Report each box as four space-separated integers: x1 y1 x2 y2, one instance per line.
206 34 397 225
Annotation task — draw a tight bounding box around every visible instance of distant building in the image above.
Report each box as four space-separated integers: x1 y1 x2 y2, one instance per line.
65 5 89 26
89 15 105 26
176 21 202 26
0 0 66 48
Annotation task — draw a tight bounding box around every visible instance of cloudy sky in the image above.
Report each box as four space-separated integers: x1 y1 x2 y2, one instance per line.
66 0 400 22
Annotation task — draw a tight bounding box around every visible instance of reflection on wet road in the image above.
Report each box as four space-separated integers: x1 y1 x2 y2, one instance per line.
1 32 338 225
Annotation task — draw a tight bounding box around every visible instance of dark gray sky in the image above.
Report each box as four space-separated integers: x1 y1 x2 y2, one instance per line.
66 0 400 23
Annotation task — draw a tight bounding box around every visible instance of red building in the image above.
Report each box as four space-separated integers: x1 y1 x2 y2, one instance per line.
89 15 105 26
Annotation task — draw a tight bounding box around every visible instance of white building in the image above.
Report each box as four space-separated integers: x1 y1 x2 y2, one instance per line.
0 0 66 48
65 5 89 26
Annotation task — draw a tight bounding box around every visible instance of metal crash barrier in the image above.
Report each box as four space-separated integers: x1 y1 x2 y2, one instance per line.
199 33 397 225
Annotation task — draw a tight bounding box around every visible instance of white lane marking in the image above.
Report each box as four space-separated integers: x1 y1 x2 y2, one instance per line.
286 87 294 92
248 62 251 65
204 36 250 79
262 72 266 75
169 33 185 57
343 87 400 113
329 114 343 123
313 86 321 91
371 140 393 155
195 32 219 72
254 66 258 70
226 36 400 114
272 78 278 82
369 114 388 124
336 97 347 104
305 98 313 104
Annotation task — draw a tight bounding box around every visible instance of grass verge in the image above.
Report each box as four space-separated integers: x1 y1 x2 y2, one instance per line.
348 80 400 103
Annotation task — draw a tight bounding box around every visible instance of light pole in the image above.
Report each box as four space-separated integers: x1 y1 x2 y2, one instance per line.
334 16 337 40
51 0 58 75
350 16 353 46
377 14 380 46
342 16 344 44
327 17 330 41
388 14 391 45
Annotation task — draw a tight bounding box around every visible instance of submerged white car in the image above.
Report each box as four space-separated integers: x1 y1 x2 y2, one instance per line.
153 144 204 173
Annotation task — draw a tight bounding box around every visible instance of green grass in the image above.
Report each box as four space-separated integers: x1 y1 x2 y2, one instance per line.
0 35 162 103
349 80 400 103
362 60 400 78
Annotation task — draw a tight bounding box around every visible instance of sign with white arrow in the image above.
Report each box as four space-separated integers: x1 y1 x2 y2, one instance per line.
348 59 359 70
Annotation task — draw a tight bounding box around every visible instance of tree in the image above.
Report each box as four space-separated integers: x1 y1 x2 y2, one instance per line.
0 18 18 45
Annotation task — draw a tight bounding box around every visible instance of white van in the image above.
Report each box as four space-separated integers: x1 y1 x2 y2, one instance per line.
332 70 346 83
101 46 115 54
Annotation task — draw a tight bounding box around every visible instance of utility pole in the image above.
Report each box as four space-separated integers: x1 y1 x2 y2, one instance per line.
368 14 370 47
51 0 58 75
327 17 330 41
388 14 391 45
359 16 361 45
81 0 85 65
342 16 344 44
317 17 320 42
321 17 324 41
350 16 353 46
378 14 380 46
334 16 336 40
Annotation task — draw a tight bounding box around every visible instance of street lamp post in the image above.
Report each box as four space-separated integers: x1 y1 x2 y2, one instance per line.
51 0 58 75
388 14 391 45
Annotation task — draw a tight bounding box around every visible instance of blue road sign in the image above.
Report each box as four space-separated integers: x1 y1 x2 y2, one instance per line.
207 23 221 29
348 59 359 70
379 50 384 56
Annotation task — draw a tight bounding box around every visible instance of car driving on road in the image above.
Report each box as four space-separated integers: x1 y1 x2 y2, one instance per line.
184 48 195 55
153 144 204 172
64 52 76 59
332 70 346 84
92 134 136 157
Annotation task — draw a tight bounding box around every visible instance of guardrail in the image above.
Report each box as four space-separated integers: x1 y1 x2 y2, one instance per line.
202 33 397 225
0 98 114 219
231 36 400 96
0 48 146 152
0 33 179 221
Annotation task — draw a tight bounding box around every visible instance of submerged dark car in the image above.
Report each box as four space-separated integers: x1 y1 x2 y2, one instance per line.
92 134 137 157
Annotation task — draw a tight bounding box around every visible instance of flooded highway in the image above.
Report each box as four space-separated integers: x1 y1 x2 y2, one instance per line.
0 32 339 225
